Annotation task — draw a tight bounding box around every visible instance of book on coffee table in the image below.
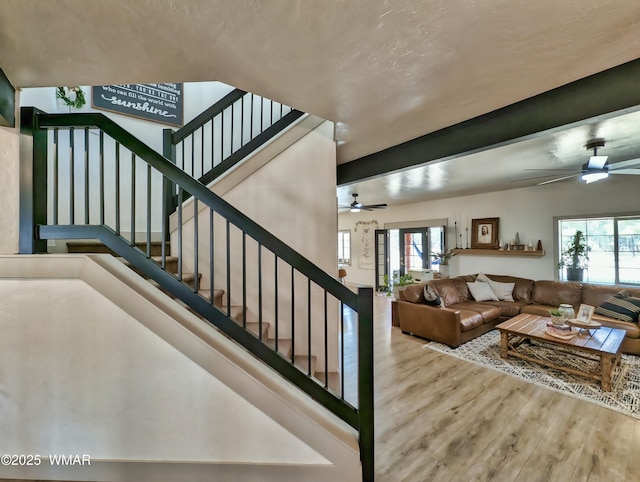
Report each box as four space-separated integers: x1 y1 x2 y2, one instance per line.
545 326 578 340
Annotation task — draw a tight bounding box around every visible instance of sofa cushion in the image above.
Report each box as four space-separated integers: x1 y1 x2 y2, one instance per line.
595 290 640 323
430 279 463 307
467 281 499 301
400 283 426 303
477 273 514 301
449 302 501 323
423 284 442 306
454 309 485 332
484 274 534 303
521 304 559 317
482 300 528 318
582 284 640 308
532 280 582 309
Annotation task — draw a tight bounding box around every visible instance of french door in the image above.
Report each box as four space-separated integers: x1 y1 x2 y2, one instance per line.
399 228 428 275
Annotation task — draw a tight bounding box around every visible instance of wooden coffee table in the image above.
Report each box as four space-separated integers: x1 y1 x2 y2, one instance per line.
496 313 626 391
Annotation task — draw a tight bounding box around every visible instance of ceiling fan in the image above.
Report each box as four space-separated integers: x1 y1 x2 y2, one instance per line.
341 194 388 212
514 139 640 185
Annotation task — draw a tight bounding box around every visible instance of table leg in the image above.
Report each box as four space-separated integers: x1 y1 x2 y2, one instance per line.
601 355 614 392
500 332 509 359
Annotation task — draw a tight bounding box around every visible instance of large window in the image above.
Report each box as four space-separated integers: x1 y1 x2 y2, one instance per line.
558 216 640 285
338 230 351 265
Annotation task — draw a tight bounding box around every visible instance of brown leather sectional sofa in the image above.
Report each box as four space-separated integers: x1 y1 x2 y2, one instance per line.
397 274 640 355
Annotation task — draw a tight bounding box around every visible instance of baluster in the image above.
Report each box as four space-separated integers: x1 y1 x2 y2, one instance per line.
69 127 74 224
130 153 135 246
200 125 204 178
226 220 231 316
308 278 312 375
291 266 295 363
53 128 59 224
231 100 235 154
209 208 214 304
84 128 89 224
324 291 328 387
193 199 199 292
99 131 104 225
242 231 246 329
177 187 183 281
250 94 255 138
341 301 345 399
190 132 195 178
274 254 279 352
210 116 214 170
258 243 262 340
240 95 245 147
161 176 167 270
115 142 120 234
146 164 151 257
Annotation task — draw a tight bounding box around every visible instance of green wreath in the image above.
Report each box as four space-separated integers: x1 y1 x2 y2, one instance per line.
56 86 86 109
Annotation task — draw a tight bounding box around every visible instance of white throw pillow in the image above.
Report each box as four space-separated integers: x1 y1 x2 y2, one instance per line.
467 282 499 302
476 273 515 302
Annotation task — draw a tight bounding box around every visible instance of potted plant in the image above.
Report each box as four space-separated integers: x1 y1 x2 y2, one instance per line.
385 273 414 298
431 248 457 278
558 230 590 281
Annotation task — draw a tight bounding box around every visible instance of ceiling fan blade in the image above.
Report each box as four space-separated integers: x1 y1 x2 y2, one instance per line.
609 169 640 175
361 204 388 209
587 155 608 169
537 174 580 185
512 172 579 182
523 168 576 172
609 158 640 170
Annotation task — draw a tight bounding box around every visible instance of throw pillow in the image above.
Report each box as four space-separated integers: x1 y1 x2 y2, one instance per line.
423 285 442 307
595 290 640 323
476 273 515 302
467 282 499 302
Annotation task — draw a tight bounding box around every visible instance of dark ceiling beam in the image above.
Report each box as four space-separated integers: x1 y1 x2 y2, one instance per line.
0 67 15 127
337 58 640 185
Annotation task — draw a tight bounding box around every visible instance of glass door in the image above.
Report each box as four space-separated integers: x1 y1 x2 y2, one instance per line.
399 228 428 276
374 229 389 291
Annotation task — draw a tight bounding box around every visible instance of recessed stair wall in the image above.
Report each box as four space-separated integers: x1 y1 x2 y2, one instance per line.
0 254 360 482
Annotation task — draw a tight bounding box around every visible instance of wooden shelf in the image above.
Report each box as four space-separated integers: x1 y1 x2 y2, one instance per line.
452 249 545 258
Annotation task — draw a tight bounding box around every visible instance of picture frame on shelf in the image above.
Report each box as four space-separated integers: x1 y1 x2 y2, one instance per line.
471 217 499 249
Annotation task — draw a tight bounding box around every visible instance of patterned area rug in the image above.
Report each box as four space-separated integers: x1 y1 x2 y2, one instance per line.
424 330 640 419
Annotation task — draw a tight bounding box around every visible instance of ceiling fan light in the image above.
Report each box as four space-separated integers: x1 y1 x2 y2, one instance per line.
588 155 608 169
350 207 361 213
581 171 609 184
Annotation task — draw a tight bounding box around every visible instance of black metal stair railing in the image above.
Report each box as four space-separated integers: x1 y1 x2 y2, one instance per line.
20 107 374 481
163 88 304 193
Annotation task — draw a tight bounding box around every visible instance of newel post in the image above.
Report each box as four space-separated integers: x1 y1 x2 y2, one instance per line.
358 286 375 481
19 107 47 253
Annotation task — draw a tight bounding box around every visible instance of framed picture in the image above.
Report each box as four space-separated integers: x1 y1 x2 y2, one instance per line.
577 303 595 323
471 217 499 249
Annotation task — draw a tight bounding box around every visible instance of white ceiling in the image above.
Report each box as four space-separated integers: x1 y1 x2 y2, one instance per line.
3 0 640 207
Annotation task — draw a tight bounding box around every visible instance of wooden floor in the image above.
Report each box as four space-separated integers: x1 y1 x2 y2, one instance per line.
369 295 640 481
3 295 639 482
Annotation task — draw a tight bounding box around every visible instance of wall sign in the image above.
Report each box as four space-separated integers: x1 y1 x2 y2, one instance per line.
92 83 183 127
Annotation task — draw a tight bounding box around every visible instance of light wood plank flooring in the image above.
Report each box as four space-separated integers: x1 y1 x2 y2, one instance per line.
367 294 640 481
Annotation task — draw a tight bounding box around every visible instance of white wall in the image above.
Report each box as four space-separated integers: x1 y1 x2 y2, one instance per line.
0 124 19 254
339 175 640 286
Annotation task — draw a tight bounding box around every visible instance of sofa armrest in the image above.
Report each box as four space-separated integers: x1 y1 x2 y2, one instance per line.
397 301 462 347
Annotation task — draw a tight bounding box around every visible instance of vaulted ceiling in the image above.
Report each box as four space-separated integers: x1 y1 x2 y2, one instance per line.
2 1 640 207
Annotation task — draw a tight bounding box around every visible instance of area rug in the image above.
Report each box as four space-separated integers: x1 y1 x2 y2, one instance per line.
423 330 640 419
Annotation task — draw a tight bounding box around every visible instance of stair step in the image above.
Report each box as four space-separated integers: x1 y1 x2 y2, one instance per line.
194 289 224 307
315 371 341 394
67 240 169 257
147 272 202 291
118 256 179 275
294 355 317 377
267 338 292 357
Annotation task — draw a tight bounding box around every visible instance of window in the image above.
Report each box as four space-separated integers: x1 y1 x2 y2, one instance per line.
558 216 640 285
338 230 351 265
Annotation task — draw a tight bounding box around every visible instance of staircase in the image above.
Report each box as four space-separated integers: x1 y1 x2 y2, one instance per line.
19 97 373 480
69 239 325 379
